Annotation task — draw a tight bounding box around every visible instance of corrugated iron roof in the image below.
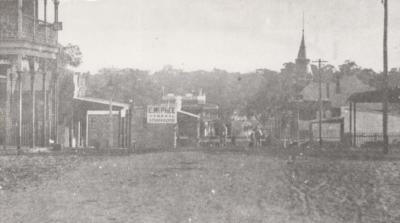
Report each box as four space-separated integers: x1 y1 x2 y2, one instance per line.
74 96 129 109
348 88 400 103
178 110 200 119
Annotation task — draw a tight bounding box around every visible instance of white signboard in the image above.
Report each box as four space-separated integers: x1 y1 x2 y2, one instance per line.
147 105 177 124
0 60 10 65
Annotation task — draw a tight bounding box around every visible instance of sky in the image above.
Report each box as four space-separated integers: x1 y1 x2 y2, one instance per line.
57 0 400 73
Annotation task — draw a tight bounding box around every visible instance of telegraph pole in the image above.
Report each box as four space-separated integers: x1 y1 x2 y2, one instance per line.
312 59 328 147
382 0 389 154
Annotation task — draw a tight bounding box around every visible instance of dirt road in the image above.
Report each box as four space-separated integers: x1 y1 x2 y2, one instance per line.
1 151 310 223
3 149 399 223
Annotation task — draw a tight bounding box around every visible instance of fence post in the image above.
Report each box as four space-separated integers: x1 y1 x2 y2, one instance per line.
349 103 352 146
353 103 357 147
340 118 344 144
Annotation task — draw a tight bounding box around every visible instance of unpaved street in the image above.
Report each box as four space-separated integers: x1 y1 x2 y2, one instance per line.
2 150 400 223
1 151 304 223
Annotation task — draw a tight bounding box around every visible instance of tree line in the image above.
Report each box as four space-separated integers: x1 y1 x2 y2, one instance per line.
58 44 400 124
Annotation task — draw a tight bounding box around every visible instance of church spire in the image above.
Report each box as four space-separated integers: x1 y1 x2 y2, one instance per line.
297 31 307 59
297 12 307 60
295 12 310 76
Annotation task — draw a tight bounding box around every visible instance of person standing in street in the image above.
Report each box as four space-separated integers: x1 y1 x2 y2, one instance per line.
255 126 263 147
220 123 227 147
249 127 255 148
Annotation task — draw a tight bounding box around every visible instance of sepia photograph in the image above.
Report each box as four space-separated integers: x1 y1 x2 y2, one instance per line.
1 0 400 222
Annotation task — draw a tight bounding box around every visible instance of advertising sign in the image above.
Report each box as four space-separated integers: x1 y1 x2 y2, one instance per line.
147 105 177 124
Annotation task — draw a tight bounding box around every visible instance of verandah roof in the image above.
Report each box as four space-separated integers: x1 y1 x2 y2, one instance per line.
348 88 400 103
74 97 130 109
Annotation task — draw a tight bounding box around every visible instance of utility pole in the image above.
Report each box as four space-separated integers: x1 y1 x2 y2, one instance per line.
312 59 327 147
296 96 303 149
292 95 303 149
382 0 389 154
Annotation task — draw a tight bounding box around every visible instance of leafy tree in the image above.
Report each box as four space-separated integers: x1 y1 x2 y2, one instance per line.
82 60 386 130
338 60 360 76
86 68 161 106
59 44 82 68
335 60 378 88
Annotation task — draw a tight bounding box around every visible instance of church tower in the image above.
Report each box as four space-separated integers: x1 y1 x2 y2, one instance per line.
295 18 310 77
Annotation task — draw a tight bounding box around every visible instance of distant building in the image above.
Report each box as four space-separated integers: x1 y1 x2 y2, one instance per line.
162 91 207 110
300 75 375 119
162 91 219 143
128 90 220 149
67 73 132 149
73 72 90 98
275 25 312 140
298 73 400 145
71 97 131 149
346 89 400 146
290 25 381 143
330 75 374 109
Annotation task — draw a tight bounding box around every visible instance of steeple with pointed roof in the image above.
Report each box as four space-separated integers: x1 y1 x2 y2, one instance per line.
297 30 307 59
295 15 310 76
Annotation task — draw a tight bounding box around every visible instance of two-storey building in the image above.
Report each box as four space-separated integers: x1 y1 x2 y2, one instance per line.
0 0 62 150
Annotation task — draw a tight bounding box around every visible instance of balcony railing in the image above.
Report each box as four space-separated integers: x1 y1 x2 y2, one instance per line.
0 14 57 46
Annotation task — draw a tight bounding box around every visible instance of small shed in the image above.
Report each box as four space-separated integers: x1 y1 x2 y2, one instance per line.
347 88 400 146
177 110 200 146
71 97 131 149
